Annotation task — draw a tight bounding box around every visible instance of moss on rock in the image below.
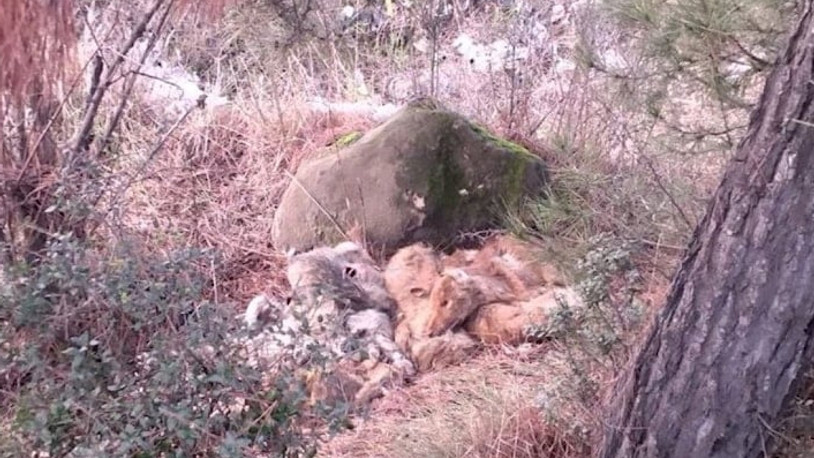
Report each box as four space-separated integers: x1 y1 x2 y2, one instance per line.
333 131 363 147
469 122 535 158
272 98 549 254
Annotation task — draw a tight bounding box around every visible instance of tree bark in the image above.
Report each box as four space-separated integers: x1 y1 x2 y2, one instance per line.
601 3 814 457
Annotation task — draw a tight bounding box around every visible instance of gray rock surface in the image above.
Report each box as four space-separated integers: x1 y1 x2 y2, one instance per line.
272 98 548 254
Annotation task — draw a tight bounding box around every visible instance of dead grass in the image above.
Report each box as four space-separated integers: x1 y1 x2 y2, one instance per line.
2 0 783 455
772 370 814 457
319 345 590 458
103 92 377 307
97 4 698 456
317 269 671 458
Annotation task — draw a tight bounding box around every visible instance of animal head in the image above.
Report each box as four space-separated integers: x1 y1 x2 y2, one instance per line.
286 241 371 286
425 269 477 337
342 262 381 284
384 243 441 310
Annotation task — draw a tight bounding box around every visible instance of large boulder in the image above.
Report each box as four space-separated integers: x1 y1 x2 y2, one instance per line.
272 98 548 254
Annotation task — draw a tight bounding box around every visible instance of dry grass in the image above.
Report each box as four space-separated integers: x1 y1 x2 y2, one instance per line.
108 95 377 306
318 270 671 458
2 0 794 455
318 346 591 458
774 371 814 457
81 2 714 454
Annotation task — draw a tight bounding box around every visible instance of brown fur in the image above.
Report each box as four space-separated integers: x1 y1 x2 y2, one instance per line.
464 286 583 345
409 331 479 372
392 295 438 355
462 302 541 345
305 358 408 408
421 235 571 338
439 247 479 269
305 365 364 407
382 244 485 372
472 235 567 291
380 240 574 373
384 243 442 314
384 243 443 352
424 266 523 338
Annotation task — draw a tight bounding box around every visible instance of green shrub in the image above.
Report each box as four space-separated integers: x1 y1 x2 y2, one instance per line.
0 235 340 457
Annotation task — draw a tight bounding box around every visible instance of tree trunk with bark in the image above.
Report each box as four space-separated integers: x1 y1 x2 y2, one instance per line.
601 4 814 457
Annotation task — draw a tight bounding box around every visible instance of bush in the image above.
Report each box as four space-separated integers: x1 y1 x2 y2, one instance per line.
0 235 339 457
527 233 644 425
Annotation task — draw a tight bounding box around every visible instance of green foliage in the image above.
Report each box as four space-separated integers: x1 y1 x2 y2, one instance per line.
601 0 789 96
502 125 697 266
469 123 534 157
526 233 643 348
579 0 795 156
332 131 363 147
526 234 644 409
0 235 337 457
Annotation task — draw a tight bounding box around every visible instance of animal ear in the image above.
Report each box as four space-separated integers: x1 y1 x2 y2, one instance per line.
343 265 358 278
409 287 427 297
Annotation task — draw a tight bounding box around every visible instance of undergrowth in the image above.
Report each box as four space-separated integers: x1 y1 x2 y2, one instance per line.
0 0 802 456
0 235 343 457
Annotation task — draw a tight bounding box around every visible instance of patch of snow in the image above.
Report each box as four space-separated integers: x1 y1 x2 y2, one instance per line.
550 4 567 24
554 58 576 75
601 48 627 72
139 55 230 117
453 33 530 73
341 5 355 19
307 97 399 122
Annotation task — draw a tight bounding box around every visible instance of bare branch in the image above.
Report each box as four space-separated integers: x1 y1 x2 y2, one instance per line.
88 94 206 237
95 0 177 156
70 0 168 157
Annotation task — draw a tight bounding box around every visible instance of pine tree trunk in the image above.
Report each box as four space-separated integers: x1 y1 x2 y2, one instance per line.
601 4 814 457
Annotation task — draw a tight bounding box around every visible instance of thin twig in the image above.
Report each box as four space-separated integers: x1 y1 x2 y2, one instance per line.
639 154 694 228
728 35 771 69
96 0 177 156
70 0 167 156
88 95 205 237
756 413 798 446
597 98 696 229
14 52 98 183
283 169 348 239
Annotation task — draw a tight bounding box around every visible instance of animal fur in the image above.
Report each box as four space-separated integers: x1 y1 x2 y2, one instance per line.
472 235 567 291
305 358 409 408
382 243 484 372
246 241 413 383
244 293 278 329
464 286 584 345
409 331 480 372
384 243 442 314
344 308 416 376
286 241 395 315
343 261 398 316
423 236 571 338
424 266 523 338
383 243 442 350
245 236 578 397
